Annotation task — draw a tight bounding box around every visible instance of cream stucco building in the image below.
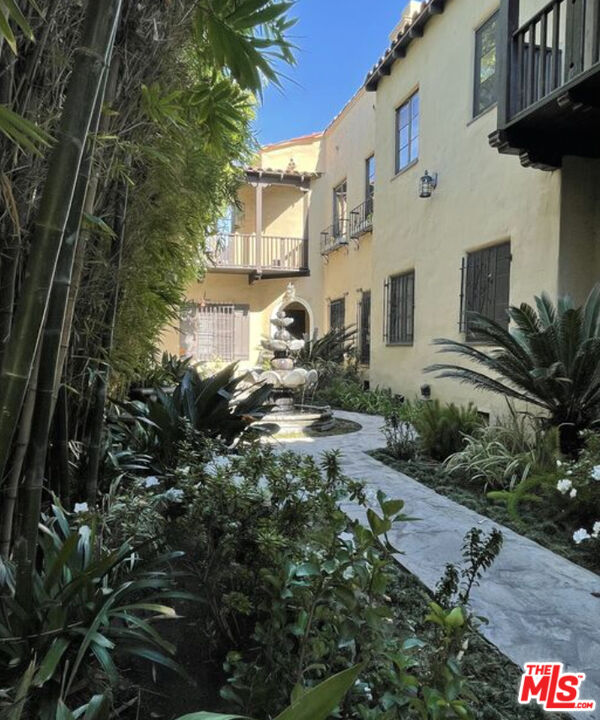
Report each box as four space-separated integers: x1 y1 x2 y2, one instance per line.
161 0 600 418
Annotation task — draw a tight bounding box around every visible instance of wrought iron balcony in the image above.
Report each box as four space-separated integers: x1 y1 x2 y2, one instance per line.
320 219 349 255
350 197 374 239
206 233 309 278
491 0 600 169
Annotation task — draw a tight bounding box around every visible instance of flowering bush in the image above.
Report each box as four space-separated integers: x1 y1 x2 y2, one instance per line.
553 432 600 548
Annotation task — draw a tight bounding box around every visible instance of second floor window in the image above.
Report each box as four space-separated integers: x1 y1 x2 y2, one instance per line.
384 271 415 345
461 241 511 338
474 12 498 117
365 155 375 201
329 298 345 330
395 92 419 173
333 180 347 236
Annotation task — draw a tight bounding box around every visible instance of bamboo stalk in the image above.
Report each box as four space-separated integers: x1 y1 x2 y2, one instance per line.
17 41 118 566
0 351 39 558
0 0 123 485
86 173 128 504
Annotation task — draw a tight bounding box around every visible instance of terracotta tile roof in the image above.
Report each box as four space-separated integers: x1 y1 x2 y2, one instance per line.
244 166 320 180
261 132 324 151
365 0 447 91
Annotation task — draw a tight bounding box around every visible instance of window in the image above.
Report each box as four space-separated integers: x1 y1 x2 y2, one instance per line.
384 271 415 345
333 180 347 236
358 290 371 365
179 303 249 361
395 92 419 173
329 298 345 330
474 12 498 116
365 155 375 201
461 241 511 338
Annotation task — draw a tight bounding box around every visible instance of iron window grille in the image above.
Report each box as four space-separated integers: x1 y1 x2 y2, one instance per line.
459 241 511 339
329 297 346 330
357 290 371 365
384 271 415 345
180 303 249 361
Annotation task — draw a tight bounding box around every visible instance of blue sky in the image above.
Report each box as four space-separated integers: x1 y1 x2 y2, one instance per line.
254 0 409 145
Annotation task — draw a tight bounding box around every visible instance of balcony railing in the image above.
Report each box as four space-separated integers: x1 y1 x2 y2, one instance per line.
206 233 308 274
350 197 374 238
320 219 349 255
492 0 600 167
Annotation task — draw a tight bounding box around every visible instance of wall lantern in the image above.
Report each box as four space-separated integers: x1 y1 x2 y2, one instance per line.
419 170 438 198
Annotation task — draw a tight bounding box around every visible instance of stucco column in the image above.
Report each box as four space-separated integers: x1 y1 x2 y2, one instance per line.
255 183 263 269
301 187 310 270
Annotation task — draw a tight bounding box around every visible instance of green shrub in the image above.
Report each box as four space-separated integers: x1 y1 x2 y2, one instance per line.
314 375 404 416
382 410 418 461
148 442 498 720
413 401 482 462
0 502 186 718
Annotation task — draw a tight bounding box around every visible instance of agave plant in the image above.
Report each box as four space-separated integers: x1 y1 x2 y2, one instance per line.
296 325 357 365
0 502 190 719
426 286 600 455
146 363 272 464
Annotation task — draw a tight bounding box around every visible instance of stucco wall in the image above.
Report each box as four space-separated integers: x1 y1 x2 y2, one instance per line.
308 90 376 345
368 0 562 415
162 0 600 420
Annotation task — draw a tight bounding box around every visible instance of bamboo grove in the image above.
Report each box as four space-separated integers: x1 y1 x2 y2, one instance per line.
0 0 296 578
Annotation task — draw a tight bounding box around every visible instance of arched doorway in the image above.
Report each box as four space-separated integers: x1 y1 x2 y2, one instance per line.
284 301 309 339
271 293 314 340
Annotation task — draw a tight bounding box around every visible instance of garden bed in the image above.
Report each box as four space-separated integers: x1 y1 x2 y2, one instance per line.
370 450 600 575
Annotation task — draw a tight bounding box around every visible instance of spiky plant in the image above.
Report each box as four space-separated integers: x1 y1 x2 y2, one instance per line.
426 285 600 455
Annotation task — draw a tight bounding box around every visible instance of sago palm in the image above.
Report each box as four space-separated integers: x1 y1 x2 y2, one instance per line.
426 285 600 454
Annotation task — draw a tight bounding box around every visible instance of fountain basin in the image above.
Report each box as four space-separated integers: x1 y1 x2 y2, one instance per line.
255 403 334 434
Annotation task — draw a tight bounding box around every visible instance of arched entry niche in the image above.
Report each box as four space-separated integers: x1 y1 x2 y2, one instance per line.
271 293 314 340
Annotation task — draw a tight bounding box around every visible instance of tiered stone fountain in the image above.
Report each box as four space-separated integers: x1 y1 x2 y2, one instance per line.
250 284 333 433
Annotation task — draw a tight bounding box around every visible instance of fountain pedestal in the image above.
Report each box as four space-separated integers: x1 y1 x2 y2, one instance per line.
249 284 333 434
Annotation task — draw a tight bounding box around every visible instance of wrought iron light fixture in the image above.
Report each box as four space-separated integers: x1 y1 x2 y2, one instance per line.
419 170 438 198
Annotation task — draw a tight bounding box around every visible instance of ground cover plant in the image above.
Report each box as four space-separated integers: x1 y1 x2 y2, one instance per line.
371 413 600 573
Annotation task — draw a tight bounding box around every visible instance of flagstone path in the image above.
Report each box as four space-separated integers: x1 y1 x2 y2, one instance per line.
274 410 600 716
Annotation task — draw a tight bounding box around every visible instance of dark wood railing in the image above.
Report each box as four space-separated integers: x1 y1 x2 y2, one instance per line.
499 0 600 123
320 219 349 255
206 233 308 272
350 197 374 238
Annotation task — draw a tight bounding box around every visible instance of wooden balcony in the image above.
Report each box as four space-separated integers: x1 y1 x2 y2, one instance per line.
206 234 309 280
491 0 600 169
320 219 349 256
350 197 374 239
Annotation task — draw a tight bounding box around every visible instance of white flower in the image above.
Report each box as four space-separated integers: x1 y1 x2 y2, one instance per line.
556 479 572 494
569 488 577 498
591 465 600 481
144 475 160 488
164 488 184 502
566 469 573 476
73 502 88 513
592 521 600 539
204 455 231 477
573 528 591 544
556 460 562 467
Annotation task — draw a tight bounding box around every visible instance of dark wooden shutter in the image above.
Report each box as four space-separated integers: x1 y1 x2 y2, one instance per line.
233 304 250 360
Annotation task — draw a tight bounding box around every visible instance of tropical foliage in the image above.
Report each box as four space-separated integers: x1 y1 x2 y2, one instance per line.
427 286 600 455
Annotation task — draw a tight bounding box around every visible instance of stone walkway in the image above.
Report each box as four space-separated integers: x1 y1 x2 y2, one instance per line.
275 411 600 716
